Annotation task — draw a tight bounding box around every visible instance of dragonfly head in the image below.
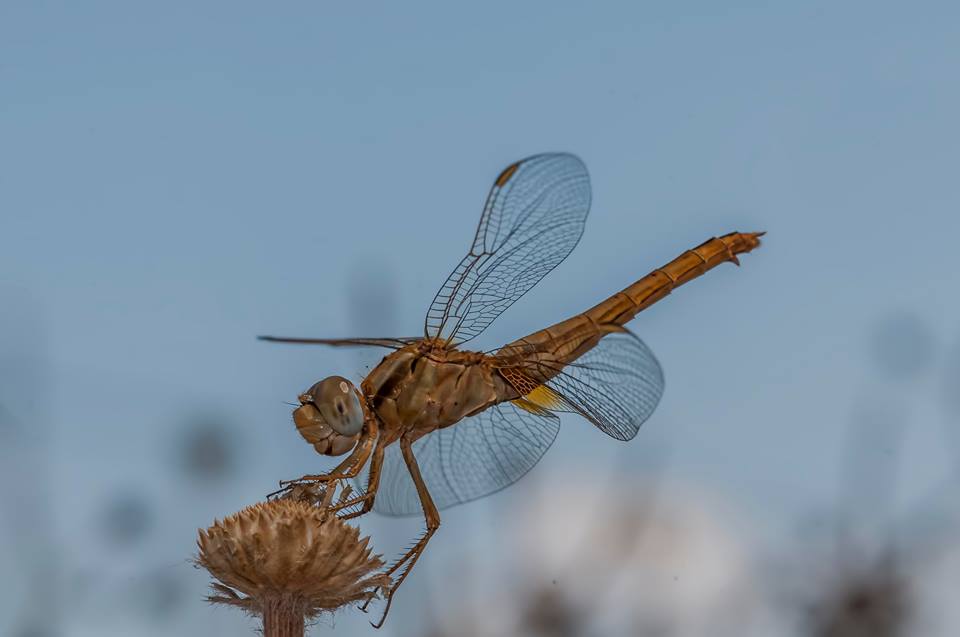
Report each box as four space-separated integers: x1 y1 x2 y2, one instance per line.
292 376 363 456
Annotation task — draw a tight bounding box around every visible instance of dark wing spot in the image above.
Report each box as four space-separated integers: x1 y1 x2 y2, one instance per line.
495 162 520 187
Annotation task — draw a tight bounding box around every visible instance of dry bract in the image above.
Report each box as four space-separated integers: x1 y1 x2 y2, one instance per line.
197 499 390 618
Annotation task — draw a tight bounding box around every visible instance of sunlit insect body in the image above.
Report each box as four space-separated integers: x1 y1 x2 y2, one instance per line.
261 153 763 626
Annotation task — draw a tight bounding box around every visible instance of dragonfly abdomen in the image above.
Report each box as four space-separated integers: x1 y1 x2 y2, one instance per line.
498 231 763 378
585 231 764 327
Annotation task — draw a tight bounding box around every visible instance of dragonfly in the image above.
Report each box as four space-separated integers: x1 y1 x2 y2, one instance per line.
261 153 763 626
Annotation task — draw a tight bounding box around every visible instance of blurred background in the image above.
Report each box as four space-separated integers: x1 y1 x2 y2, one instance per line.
2 2 959 635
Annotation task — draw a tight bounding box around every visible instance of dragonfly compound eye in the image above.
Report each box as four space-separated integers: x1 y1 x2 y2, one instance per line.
292 407 360 459
310 376 364 437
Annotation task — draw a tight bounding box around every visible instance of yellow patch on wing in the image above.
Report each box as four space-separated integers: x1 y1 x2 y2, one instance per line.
511 385 568 417
525 385 567 410
501 367 568 414
511 397 553 417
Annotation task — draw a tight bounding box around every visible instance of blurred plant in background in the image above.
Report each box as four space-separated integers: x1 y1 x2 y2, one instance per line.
870 312 936 381
420 475 767 637
346 260 400 378
99 491 154 548
0 288 60 637
411 310 960 637
171 414 240 485
774 311 960 637
5 288 960 636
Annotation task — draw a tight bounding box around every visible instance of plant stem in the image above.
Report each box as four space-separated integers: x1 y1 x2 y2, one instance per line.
262 597 306 637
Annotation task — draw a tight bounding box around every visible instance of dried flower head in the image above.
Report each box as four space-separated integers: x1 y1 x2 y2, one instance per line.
197 499 390 622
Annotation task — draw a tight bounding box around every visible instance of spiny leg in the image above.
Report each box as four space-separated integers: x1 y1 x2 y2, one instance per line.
331 440 385 520
363 433 440 628
268 421 377 499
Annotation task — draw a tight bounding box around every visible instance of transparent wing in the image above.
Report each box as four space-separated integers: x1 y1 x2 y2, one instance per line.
425 153 591 346
258 336 420 349
500 330 665 441
360 403 560 516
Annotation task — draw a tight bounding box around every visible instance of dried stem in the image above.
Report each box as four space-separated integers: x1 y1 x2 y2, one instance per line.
262 597 306 637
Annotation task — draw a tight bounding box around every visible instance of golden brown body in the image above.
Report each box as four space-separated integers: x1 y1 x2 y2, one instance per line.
262 153 765 628
497 232 761 381
361 343 513 439
360 231 762 442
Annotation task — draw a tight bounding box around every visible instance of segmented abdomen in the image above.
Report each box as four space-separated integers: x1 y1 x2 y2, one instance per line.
496 231 763 381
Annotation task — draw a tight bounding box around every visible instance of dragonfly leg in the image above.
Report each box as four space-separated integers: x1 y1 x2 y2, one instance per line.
331 439 386 519
268 420 378 499
363 433 440 628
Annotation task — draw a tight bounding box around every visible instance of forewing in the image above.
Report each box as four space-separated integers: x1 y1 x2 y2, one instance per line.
425 153 591 345
360 403 560 516
258 336 420 349
505 330 665 441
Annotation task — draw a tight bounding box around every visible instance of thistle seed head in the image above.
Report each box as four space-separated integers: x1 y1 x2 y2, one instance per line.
196 499 390 618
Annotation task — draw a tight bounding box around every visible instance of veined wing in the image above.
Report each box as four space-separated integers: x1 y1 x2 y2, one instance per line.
497 330 664 441
361 402 560 516
258 336 420 349
425 153 591 346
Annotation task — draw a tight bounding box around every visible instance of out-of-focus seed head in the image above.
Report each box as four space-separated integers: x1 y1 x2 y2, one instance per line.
100 492 153 547
196 499 390 617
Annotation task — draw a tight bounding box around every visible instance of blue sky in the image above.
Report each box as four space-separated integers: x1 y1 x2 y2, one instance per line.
2 2 959 635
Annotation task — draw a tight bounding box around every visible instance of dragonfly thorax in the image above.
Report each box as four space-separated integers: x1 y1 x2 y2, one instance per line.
361 345 510 435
